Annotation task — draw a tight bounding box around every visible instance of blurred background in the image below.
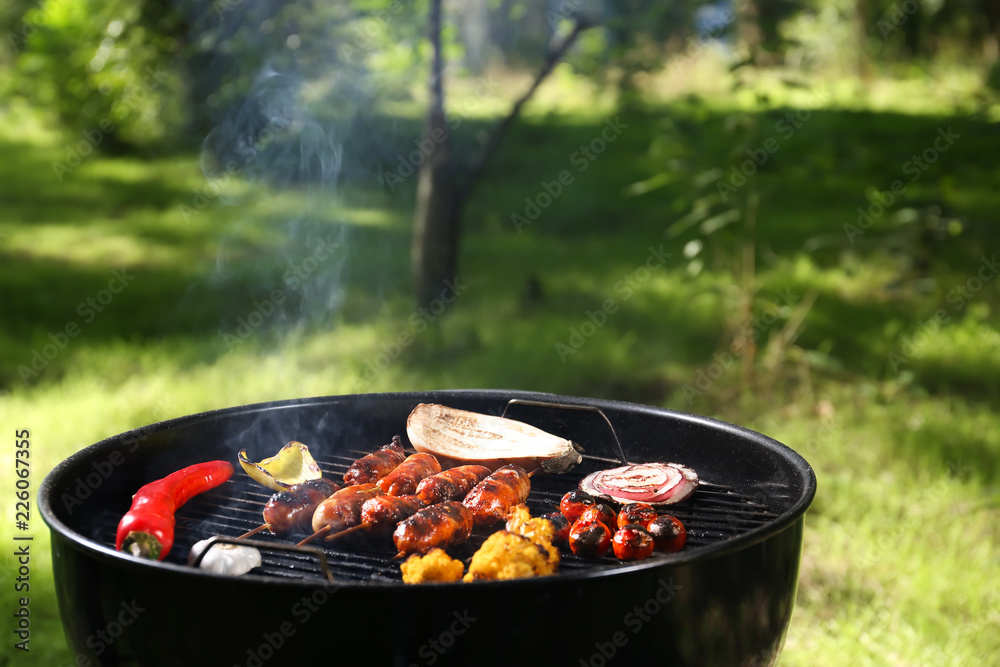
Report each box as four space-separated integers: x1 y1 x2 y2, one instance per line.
1 0 999 664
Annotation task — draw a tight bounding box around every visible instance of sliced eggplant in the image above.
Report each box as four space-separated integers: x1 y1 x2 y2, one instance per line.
579 463 698 506
406 403 583 474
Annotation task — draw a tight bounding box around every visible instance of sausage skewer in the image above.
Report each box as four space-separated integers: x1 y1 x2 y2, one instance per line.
324 494 427 543
297 483 384 546
327 466 525 557
392 501 475 558
414 465 492 505
376 452 442 496
343 436 408 486
237 478 342 539
237 441 409 540
324 465 490 542
462 464 531 528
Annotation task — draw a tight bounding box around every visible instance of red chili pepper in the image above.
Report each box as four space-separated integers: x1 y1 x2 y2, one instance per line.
115 460 234 560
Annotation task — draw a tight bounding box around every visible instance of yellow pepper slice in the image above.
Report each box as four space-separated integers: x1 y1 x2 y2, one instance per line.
238 441 322 491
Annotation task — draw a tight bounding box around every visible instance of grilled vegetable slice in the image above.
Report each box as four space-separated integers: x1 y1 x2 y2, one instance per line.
406 403 583 473
579 462 698 506
238 441 323 491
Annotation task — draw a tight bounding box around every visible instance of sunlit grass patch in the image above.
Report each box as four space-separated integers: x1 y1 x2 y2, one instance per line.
3 76 1000 665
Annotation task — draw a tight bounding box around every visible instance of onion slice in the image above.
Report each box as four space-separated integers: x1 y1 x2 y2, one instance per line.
579 463 698 506
406 403 583 474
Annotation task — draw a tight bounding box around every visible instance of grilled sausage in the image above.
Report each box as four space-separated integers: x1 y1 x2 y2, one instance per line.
393 501 474 556
359 495 426 536
415 465 492 506
376 452 442 496
263 478 341 536
462 464 531 528
343 436 408 486
311 483 383 534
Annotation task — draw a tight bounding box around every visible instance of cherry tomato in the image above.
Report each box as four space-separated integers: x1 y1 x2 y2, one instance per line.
542 511 570 545
568 519 611 559
559 490 597 523
617 503 657 530
578 503 617 532
612 523 655 561
647 515 687 552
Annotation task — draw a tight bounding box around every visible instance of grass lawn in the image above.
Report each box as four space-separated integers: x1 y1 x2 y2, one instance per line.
1 67 999 665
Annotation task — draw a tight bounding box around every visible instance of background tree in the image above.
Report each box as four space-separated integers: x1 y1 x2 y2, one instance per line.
410 0 591 307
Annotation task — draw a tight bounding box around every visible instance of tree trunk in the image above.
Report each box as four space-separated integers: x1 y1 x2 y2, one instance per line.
411 0 459 307
410 4 590 307
411 114 461 307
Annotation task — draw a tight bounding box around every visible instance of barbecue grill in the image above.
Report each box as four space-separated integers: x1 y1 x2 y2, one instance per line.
40 389 816 666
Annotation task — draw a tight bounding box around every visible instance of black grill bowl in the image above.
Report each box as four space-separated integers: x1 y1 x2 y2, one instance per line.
39 390 816 667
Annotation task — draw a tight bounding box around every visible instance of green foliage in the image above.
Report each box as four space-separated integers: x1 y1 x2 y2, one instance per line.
14 0 184 147
7 0 438 151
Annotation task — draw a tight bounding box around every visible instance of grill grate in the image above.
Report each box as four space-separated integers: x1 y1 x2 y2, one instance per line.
96 451 787 584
